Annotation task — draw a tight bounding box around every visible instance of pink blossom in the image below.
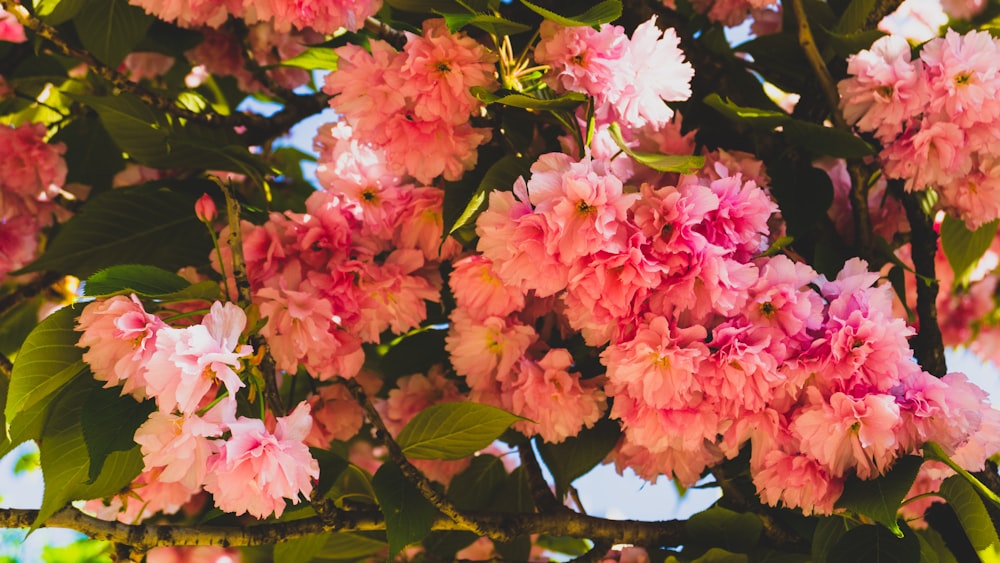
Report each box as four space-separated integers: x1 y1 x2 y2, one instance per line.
393 186 462 262
134 411 224 490
753 449 844 515
446 308 536 392
508 349 606 443
612 17 693 128
204 402 319 519
122 52 175 81
354 248 440 341
609 434 724 487
146 546 242 563
83 469 197 524
0 123 67 220
305 380 371 448
144 301 253 414
194 193 217 223
449 255 525 320
76 294 166 397
128 0 236 28
920 29 1000 129
0 216 40 279
0 7 26 43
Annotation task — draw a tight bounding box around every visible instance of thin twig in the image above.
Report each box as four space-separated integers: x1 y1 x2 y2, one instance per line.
519 439 562 513
340 377 514 542
0 352 12 380
0 271 64 319
216 179 252 306
364 17 407 50
787 0 848 131
849 163 875 262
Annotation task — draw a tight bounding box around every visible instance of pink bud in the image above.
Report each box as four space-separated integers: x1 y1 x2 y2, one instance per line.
195 193 217 223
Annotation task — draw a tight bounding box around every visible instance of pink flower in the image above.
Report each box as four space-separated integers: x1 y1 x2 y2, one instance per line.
134 411 224 490
76 294 166 397
204 402 319 519
446 308 536 391
612 17 693 128
753 449 844 515
449 255 525 320
194 193 217 223
354 248 440 341
0 7 26 43
920 29 1000 129
0 123 67 220
508 349 607 443
0 215 40 280
144 301 253 414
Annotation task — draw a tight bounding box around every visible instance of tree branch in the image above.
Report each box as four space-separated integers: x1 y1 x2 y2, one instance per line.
897 184 947 377
787 0 848 131
364 17 408 50
0 352 12 380
519 439 562 513
0 271 64 319
339 377 514 542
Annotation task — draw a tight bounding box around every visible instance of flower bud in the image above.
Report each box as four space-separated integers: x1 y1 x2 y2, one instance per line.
195 193 217 223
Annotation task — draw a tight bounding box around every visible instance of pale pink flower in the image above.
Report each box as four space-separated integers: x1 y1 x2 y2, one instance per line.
920 29 1000 129
122 52 175 81
144 301 253 414
242 0 381 33
534 21 629 102
609 434 724 487
146 546 242 563
446 308 536 391
0 216 40 279
0 123 67 220
204 402 319 519
354 248 440 341
393 186 462 262
129 0 238 28
83 468 196 524
305 380 369 448
76 294 166 397
449 254 525 321
613 17 693 129
134 411 224 490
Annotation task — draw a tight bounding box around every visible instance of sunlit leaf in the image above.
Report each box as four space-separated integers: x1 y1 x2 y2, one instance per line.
396 402 525 460
937 475 1000 562
939 216 999 288
83 265 190 297
279 47 339 71
608 122 705 173
519 0 622 27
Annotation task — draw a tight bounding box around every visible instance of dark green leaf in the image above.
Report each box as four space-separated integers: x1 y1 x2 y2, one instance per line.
34 0 86 25
319 533 387 559
833 0 875 34
822 29 886 58
84 265 190 297
835 455 923 537
827 524 920 563
940 216 999 288
937 475 1000 560
471 87 588 110
914 527 958 563
536 418 620 500
279 48 339 71
274 534 328 563
35 376 145 529
449 14 532 36
811 517 850 563
447 454 507 510
153 281 225 304
385 0 466 12
608 122 705 173
704 94 875 158
5 306 85 429
396 402 524 460
0 295 42 357
74 0 155 67
691 548 749 563
51 116 124 193
519 0 622 27
81 386 154 482
311 448 350 500
66 92 169 166
446 154 530 236
685 507 763 553
371 462 439 559
19 184 213 278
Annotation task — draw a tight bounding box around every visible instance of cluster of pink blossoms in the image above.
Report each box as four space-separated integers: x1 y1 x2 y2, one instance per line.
0 123 71 279
129 0 381 33
535 16 693 131
839 30 1000 228
323 19 497 184
469 143 1000 515
76 297 319 520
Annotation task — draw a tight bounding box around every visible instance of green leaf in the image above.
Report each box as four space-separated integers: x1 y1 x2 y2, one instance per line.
395 402 524 460
35 376 145 529
447 454 507 510
811 517 850 563
519 0 622 27
446 154 530 236
65 92 169 166
0 295 43 357
275 534 328 563
153 281 225 304
385 0 466 12
279 47 339 71
914 527 958 563
937 475 1000 562
319 533 388 559
41 538 112 563
471 87 588 111
685 507 763 553
33 0 86 25
834 455 923 537
704 94 875 158
84 265 190 297
18 183 213 278
833 0 875 34
81 386 154 482
607 122 705 173
311 448 350 500
536 418 620 500
5 306 85 432
691 548 749 563
74 0 155 67
827 524 921 563
371 462 440 559
940 216 999 288
535 536 592 557
51 116 125 192
454 14 531 37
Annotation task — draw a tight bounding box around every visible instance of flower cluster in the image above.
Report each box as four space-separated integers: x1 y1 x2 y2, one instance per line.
471 143 999 515
0 123 71 279
534 16 693 130
839 30 1000 228
322 19 497 183
76 297 319 520
129 0 381 33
